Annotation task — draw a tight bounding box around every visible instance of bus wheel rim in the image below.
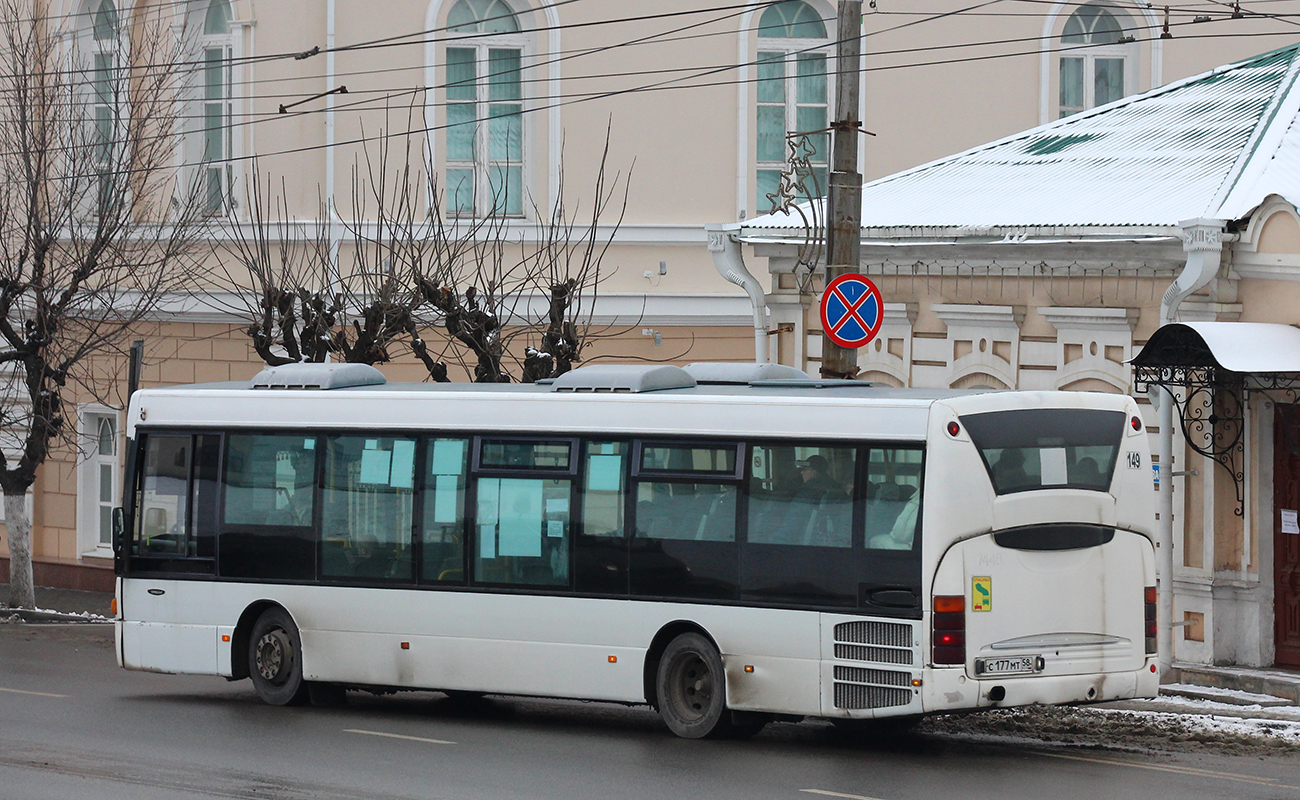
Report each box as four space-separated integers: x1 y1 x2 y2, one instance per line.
256 630 291 683
671 653 712 721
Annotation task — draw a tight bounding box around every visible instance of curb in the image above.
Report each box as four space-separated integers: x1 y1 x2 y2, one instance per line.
1171 663 1300 705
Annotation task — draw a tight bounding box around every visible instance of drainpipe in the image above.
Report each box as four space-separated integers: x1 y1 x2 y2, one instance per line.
1155 217 1226 677
706 223 769 364
326 0 341 289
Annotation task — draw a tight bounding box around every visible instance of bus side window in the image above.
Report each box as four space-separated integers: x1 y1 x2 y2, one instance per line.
864 447 923 550
582 442 626 537
575 441 628 595
218 434 318 582
321 436 417 583
423 438 468 583
135 435 191 557
472 438 574 588
747 444 854 547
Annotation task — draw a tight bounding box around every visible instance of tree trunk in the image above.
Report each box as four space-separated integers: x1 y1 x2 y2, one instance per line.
5 490 33 609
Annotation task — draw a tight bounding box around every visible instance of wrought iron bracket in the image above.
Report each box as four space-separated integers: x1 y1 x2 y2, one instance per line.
1134 364 1245 516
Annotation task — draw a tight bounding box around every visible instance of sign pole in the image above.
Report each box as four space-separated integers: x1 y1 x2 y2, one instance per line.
821 0 863 379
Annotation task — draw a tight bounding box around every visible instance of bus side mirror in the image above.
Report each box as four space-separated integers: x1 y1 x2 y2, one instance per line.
112 507 125 556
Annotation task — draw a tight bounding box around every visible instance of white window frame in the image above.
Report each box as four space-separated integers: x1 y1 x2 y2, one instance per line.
189 0 237 216
443 0 531 219
1056 4 1138 118
752 1 832 217
79 0 123 217
77 405 121 558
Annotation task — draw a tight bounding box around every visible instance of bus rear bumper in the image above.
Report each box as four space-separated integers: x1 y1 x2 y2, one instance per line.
923 658 1160 713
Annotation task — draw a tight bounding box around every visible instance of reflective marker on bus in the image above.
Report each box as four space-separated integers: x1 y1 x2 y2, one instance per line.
113 362 1159 738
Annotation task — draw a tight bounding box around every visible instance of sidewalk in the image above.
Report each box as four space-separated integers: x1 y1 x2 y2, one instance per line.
1166 662 1300 704
0 581 113 622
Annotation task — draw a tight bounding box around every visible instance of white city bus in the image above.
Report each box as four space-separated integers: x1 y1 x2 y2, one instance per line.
114 362 1159 738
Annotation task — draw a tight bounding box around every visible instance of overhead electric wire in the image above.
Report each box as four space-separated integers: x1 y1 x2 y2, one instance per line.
4 2 1299 183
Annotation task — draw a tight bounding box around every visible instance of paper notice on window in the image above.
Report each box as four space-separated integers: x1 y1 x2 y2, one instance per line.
587 455 622 492
390 440 416 489
434 475 459 523
359 448 392 485
1282 509 1299 535
1040 447 1068 486
431 439 465 476
479 524 496 558
498 479 543 557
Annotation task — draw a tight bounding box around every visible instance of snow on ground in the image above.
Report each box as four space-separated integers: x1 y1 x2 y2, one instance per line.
921 704 1300 755
1161 682 1293 706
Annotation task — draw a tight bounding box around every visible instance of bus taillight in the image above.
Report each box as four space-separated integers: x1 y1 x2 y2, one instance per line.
1144 586 1157 655
933 595 965 665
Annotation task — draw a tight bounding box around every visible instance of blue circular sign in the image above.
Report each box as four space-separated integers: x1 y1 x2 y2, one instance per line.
820 273 884 349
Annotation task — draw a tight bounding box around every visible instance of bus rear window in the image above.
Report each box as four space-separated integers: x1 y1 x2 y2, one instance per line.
960 409 1124 494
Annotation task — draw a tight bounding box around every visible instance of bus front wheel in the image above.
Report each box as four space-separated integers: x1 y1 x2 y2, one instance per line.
656 633 731 739
248 608 310 706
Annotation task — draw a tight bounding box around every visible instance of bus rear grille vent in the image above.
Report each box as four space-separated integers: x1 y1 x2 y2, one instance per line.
834 620 912 648
833 679 913 710
834 665 911 686
834 643 913 665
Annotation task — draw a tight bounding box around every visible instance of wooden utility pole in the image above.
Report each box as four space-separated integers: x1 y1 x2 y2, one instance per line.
820 0 863 379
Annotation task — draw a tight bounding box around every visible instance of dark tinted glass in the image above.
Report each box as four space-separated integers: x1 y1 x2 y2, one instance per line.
630 481 738 600
639 443 738 476
321 436 416 582
191 435 220 559
743 444 857 608
423 438 468 583
961 409 1124 495
218 434 317 581
479 439 572 470
135 435 190 557
575 441 628 594
864 447 922 550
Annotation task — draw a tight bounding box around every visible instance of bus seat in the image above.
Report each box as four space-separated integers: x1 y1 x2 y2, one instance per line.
696 492 736 541
868 495 919 550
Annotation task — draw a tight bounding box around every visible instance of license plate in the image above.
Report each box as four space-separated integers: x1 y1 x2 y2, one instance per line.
975 655 1039 676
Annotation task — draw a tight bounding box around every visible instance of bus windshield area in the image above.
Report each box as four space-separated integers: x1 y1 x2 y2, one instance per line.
960 409 1125 495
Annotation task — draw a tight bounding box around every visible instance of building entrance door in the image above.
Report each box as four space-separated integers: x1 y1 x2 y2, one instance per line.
1274 404 1300 667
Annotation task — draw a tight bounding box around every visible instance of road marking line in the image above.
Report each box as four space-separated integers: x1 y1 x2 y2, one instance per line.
0 687 69 698
1037 752 1297 789
343 728 456 745
800 790 887 800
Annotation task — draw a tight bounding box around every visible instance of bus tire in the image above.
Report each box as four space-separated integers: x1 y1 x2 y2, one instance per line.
656 632 731 739
249 608 310 706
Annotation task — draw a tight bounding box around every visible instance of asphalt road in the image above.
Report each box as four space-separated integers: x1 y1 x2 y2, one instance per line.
1 623 1298 800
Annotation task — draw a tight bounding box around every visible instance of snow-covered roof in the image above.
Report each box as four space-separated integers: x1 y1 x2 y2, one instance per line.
744 43 1300 234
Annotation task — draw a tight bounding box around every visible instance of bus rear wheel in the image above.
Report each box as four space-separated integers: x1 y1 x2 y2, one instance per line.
249 608 310 706
656 633 731 739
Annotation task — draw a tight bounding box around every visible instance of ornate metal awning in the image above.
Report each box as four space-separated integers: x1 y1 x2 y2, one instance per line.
1132 322 1300 515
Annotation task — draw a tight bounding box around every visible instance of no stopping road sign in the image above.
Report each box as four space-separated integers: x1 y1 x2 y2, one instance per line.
820 273 883 349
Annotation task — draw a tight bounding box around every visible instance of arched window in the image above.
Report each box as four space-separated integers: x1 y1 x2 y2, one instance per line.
88 0 119 212
79 410 119 553
1059 5 1133 117
445 0 526 217
197 0 234 214
755 0 830 211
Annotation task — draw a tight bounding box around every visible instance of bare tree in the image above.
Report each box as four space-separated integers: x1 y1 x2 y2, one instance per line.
0 0 206 608
221 118 632 385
